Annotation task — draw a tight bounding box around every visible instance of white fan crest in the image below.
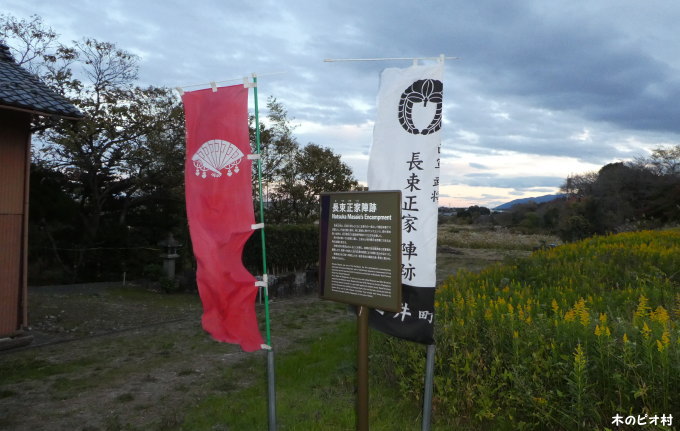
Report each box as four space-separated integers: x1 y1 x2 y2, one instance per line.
191 139 244 178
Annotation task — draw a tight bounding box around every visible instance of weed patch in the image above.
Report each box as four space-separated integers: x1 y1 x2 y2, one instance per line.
382 229 680 430
438 225 560 251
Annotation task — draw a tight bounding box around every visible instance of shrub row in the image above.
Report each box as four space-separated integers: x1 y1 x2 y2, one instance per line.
243 223 319 275
378 229 680 430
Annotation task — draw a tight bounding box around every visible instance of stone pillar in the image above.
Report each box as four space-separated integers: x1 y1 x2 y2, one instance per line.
158 233 181 280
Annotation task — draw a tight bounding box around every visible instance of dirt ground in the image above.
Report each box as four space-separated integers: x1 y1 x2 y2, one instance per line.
0 284 351 431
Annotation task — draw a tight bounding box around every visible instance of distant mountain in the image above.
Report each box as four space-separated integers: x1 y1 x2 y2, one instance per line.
494 194 566 211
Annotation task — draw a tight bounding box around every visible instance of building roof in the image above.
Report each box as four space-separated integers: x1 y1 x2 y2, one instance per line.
0 42 83 119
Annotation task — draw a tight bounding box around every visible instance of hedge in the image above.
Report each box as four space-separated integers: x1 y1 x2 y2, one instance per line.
243 223 319 275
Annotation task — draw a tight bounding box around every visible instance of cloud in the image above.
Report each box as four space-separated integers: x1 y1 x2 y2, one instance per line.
5 0 680 207
459 175 564 190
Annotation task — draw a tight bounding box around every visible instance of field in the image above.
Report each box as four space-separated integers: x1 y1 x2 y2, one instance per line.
435 224 558 282
1 225 562 430
388 228 680 430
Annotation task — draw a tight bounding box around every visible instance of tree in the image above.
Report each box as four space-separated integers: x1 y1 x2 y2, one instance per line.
36 41 186 278
554 146 680 241
3 15 186 281
250 97 299 203
0 14 59 73
632 144 680 177
251 98 359 224
629 144 680 223
27 162 80 283
268 143 359 223
560 171 598 198
456 205 491 224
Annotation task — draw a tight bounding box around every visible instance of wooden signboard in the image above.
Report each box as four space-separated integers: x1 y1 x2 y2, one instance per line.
319 191 402 312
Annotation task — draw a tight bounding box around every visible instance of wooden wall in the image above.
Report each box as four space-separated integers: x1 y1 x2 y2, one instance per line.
0 110 31 337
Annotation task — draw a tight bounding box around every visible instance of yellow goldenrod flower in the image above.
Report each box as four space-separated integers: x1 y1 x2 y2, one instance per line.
641 322 652 339
635 295 651 321
573 343 587 369
579 308 590 328
623 333 629 343
650 306 670 326
567 298 591 327
661 329 670 348
657 339 666 352
456 294 465 309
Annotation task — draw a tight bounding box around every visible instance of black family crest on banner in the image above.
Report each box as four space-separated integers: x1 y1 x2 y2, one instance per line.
367 63 443 345
398 79 443 136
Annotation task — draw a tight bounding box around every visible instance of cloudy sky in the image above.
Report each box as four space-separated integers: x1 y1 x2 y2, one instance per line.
4 0 680 208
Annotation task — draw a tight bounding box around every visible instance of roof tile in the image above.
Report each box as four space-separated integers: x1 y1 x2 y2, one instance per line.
0 42 83 119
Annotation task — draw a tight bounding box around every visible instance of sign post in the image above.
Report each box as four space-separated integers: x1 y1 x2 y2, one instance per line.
319 190 402 430
357 305 369 430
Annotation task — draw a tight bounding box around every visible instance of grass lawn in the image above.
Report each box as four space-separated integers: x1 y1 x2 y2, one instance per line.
180 320 428 430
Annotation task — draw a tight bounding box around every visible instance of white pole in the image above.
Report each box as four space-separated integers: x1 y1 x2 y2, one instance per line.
174 71 286 94
324 55 458 63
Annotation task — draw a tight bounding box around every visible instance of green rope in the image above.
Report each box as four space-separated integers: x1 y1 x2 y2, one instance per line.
253 75 272 346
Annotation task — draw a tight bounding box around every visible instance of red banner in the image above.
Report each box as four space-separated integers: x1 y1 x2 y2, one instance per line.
182 85 263 352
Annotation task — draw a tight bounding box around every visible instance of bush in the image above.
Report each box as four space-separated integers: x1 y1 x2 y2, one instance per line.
243 224 318 274
379 229 680 430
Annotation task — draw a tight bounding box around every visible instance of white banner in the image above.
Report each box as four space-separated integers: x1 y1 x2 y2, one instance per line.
368 63 443 288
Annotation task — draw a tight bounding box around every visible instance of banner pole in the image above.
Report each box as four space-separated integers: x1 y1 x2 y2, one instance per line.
253 75 272 346
253 74 276 431
422 344 436 431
